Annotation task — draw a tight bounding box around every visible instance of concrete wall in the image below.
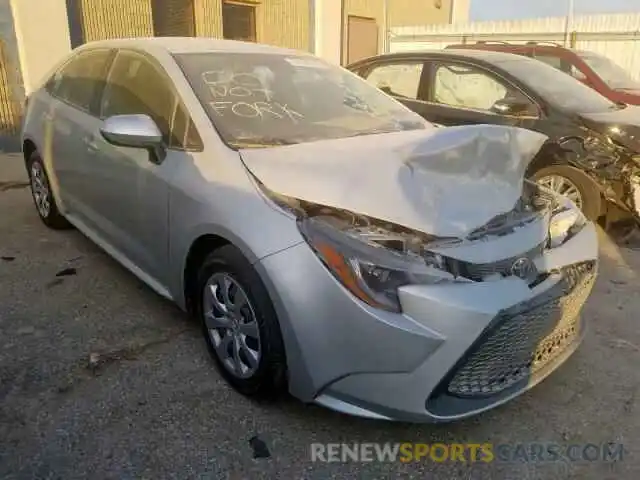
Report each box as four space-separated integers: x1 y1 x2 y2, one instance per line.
450 0 469 23
10 0 71 95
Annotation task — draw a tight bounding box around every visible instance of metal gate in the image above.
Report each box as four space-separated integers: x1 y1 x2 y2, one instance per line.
0 39 21 145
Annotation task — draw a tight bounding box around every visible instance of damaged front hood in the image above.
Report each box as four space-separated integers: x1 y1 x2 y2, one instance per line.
240 125 548 237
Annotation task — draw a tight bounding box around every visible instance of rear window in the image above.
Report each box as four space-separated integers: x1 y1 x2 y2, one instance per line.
497 57 620 114
576 51 640 91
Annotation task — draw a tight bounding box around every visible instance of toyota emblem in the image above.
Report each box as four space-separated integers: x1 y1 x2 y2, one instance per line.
511 257 537 281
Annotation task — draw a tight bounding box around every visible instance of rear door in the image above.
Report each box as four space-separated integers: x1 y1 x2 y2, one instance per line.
359 59 432 118
421 59 540 129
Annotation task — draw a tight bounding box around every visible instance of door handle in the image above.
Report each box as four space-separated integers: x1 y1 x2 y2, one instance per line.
84 136 99 153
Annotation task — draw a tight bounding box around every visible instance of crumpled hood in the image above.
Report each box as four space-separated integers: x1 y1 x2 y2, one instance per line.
239 125 548 238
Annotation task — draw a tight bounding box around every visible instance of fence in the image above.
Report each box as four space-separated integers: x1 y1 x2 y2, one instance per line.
389 12 640 80
0 39 21 151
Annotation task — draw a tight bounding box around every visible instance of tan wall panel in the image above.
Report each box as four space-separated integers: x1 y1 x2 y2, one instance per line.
343 0 384 63
78 0 153 42
194 0 223 37
389 0 452 27
259 0 309 51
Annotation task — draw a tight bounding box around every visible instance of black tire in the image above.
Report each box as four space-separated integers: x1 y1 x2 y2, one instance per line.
196 245 287 399
27 151 72 230
531 165 603 221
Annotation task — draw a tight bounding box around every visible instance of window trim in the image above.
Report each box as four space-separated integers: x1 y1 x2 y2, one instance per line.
100 48 204 153
425 58 543 120
46 48 116 118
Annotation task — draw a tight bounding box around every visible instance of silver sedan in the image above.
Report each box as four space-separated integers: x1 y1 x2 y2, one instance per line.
21 38 598 422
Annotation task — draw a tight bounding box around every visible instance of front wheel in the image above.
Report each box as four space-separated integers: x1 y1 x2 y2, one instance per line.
27 152 71 229
532 165 603 221
196 245 287 399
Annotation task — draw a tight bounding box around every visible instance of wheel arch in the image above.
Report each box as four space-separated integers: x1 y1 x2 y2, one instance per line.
180 227 263 316
22 137 38 167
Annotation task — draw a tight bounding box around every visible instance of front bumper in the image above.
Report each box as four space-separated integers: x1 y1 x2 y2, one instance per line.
256 222 598 423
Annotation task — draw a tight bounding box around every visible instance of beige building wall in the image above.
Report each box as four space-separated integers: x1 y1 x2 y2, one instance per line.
259 0 310 50
77 0 309 50
194 0 223 36
388 0 452 27
343 0 384 63
76 0 154 41
10 0 72 95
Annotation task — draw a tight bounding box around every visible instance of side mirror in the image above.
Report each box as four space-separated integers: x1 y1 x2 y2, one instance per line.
100 114 166 163
490 98 536 117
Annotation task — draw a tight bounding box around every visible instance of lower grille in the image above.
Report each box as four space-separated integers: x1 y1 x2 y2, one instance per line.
446 261 596 398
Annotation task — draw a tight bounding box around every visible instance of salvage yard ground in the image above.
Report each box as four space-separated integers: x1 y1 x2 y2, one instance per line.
1 153 639 479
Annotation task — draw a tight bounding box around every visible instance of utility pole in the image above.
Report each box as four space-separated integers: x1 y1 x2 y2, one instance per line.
564 0 575 47
382 0 390 53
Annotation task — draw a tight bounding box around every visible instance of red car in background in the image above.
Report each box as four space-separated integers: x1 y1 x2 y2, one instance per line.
446 41 640 106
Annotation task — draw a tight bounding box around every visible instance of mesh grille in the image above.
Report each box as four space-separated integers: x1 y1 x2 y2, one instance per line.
447 261 596 398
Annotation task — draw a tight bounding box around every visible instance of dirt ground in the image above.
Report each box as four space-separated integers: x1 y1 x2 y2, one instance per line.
1 152 639 479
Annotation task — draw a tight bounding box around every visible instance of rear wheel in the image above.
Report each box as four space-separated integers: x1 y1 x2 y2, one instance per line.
27 152 71 229
532 165 602 221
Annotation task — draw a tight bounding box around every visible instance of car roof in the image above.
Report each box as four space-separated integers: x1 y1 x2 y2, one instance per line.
74 36 305 57
354 49 544 67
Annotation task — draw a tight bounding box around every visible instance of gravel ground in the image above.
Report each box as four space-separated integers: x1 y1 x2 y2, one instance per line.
1 153 640 479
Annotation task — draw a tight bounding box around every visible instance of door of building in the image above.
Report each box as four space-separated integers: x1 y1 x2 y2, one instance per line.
346 16 378 65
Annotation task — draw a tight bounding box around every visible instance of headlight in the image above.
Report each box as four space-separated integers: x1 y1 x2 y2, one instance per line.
298 216 459 313
548 200 587 248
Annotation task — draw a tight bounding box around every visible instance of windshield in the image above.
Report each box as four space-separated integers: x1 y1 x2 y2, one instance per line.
174 52 429 148
497 57 621 114
576 51 640 91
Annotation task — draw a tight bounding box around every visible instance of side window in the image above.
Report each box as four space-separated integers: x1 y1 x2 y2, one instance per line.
101 51 201 150
570 64 588 82
533 54 563 70
364 62 425 99
50 50 113 114
432 63 518 111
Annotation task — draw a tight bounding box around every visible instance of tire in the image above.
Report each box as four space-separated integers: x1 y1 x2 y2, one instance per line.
27 151 72 230
531 165 603 221
196 245 287 399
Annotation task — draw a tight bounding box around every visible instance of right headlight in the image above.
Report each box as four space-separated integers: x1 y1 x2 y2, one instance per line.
298 216 461 313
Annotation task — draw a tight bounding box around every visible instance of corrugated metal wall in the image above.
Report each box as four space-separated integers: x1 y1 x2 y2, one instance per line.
194 0 222 37
260 0 309 50
74 0 154 41
390 12 640 80
152 0 196 36
72 0 310 50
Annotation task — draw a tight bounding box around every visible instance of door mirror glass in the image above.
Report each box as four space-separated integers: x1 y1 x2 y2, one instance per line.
100 114 166 163
490 97 536 117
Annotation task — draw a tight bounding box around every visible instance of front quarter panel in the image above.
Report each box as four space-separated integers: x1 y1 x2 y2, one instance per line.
167 143 303 308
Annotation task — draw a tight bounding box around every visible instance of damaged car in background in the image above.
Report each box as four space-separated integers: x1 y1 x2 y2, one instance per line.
349 49 640 236
22 38 598 423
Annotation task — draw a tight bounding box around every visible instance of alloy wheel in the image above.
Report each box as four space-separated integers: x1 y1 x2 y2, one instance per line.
202 272 261 379
30 161 51 218
536 174 583 210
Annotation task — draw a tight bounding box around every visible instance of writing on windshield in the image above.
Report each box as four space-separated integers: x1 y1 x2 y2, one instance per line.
202 70 305 122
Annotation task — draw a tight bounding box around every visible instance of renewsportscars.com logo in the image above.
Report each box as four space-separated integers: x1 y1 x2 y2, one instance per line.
309 443 625 463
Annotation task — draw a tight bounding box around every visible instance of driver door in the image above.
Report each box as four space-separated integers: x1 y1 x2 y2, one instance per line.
85 49 201 287
421 60 540 129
